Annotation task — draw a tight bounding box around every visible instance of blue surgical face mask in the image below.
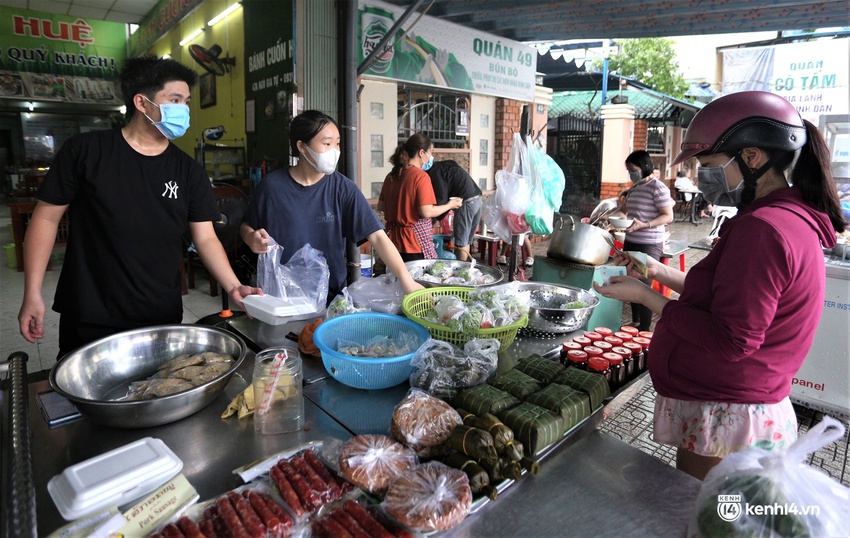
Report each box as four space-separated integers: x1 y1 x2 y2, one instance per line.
697 156 740 206
421 153 434 171
144 96 190 140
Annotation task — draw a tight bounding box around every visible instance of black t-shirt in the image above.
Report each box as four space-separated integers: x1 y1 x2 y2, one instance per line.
427 160 481 219
38 128 218 327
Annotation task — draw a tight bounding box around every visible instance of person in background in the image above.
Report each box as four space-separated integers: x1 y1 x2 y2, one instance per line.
17 55 261 358
378 133 462 261
427 159 483 261
241 110 423 299
594 91 845 479
497 239 534 267
621 150 675 330
651 167 662 181
675 169 713 218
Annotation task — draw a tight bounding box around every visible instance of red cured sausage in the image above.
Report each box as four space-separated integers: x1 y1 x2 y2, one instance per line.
253 491 294 531
317 516 354 538
215 496 252 538
291 456 333 502
328 508 372 538
160 523 187 538
197 518 217 538
303 450 343 500
243 490 284 538
278 460 322 512
228 492 266 538
342 500 394 538
311 520 328 538
269 464 306 518
176 517 206 538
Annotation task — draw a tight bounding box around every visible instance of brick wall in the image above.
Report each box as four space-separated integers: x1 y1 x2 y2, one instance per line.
435 151 470 171
633 120 648 151
495 98 523 171
601 181 630 201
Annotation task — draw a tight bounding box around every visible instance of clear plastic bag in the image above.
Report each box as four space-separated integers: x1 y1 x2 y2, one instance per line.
325 289 365 319
690 416 850 538
347 273 404 314
495 170 533 216
483 193 512 242
409 338 500 400
257 240 330 313
337 434 417 495
382 461 472 532
391 388 463 458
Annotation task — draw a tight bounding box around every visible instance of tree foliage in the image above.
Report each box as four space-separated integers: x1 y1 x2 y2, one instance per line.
591 38 689 99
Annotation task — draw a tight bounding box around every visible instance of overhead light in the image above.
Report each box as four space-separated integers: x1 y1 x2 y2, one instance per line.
161 53 171 59
179 28 204 47
208 2 242 27
28 102 34 111
119 105 127 115
129 24 139 35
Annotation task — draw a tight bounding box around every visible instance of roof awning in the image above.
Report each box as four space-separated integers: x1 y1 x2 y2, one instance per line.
548 86 702 125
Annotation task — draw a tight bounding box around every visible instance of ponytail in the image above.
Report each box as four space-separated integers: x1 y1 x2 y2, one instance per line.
388 133 432 181
792 120 846 233
388 143 410 181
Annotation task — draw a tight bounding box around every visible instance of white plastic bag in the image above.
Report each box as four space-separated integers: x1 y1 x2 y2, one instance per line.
256 240 330 313
689 416 850 537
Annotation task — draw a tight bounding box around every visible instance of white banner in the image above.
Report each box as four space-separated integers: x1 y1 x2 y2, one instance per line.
358 0 536 102
722 39 849 124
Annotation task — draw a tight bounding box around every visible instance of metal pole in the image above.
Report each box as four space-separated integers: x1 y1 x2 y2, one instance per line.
344 0 362 286
2 352 37 538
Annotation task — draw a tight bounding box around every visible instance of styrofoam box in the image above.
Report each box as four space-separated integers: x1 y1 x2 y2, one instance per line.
48 437 183 521
241 294 317 325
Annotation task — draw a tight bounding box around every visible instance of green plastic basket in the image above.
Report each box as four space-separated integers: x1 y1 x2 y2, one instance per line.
401 286 527 351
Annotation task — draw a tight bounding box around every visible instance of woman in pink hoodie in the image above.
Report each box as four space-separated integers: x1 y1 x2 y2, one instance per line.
595 91 846 480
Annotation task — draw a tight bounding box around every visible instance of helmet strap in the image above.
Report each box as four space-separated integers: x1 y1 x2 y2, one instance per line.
734 153 778 209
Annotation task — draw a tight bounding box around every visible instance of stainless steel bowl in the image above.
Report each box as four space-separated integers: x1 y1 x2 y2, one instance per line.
50 325 246 428
404 260 504 288
514 282 599 333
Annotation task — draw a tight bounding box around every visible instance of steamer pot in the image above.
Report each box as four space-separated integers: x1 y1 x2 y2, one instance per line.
546 214 612 266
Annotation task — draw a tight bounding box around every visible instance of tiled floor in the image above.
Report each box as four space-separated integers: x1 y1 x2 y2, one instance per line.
2 205 847 485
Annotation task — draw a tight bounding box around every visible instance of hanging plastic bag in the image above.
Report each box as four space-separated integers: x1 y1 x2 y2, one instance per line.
482 193 512 242
257 239 330 314
495 170 533 216
507 132 530 176
525 137 564 235
689 416 850 538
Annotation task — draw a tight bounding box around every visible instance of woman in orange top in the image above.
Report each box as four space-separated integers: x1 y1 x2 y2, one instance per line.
378 133 462 261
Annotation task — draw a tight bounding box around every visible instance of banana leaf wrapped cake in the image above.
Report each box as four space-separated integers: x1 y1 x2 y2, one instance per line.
498 402 565 456
515 354 565 384
524 383 592 431
489 369 542 400
454 384 521 417
551 367 610 410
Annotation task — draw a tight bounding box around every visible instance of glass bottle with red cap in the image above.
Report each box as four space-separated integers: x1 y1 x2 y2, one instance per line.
603 352 625 391
623 342 644 374
584 346 604 359
560 341 583 364
604 335 624 347
638 331 654 340
595 340 613 353
619 326 639 336
587 357 611 384
573 336 593 348
584 331 604 343
566 349 589 370
593 327 613 337
632 337 651 372
612 346 634 380
614 331 634 343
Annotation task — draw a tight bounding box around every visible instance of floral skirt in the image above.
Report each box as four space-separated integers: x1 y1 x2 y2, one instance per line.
653 395 798 458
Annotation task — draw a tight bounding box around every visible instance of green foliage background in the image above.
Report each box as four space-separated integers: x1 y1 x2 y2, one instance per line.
591 38 689 99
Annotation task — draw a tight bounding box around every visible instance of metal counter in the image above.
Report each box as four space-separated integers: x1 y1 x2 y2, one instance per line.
6 316 701 537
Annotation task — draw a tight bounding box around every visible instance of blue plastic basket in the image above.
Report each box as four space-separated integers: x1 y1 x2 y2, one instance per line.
312 313 431 390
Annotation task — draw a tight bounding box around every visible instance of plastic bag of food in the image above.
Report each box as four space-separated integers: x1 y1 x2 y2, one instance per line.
347 273 404 314
325 289 366 319
390 388 463 458
336 334 418 358
690 416 850 538
409 338 500 399
258 240 330 313
337 434 417 495
382 461 472 532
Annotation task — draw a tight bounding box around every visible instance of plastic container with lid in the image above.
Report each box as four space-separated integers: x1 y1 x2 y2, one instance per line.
560 341 583 364
241 294 317 326
566 349 589 370
47 437 183 521
603 352 626 390
632 337 651 372
583 331 603 342
573 336 592 347
604 335 624 346
613 331 634 342
584 345 604 358
619 325 640 336
587 357 611 384
593 327 613 337
612 346 635 380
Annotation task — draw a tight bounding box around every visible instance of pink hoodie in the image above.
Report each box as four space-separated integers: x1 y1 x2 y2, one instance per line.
650 187 837 404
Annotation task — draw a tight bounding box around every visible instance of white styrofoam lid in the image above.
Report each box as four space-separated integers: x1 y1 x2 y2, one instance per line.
48 437 182 521
242 294 317 325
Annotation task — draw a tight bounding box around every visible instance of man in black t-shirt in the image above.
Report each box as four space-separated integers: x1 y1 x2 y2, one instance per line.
18 56 261 358
427 160 483 261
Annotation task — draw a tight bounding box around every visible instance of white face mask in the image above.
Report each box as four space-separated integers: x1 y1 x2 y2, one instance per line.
302 144 340 175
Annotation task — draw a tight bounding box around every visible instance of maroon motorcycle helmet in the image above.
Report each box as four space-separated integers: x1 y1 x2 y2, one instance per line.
673 91 806 165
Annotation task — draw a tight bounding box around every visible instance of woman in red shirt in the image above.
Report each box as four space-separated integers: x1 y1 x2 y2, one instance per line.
378 133 462 261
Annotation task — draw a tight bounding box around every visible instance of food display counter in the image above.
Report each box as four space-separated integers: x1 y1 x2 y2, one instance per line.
2 316 701 537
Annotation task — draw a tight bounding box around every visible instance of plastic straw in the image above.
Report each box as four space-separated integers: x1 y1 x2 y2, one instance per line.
257 350 287 415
